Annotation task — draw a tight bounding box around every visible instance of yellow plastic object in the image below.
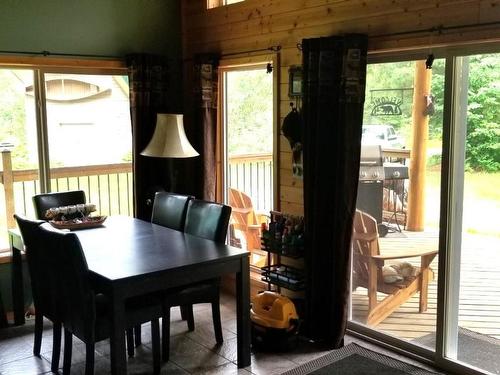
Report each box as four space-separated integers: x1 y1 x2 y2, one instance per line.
250 291 298 330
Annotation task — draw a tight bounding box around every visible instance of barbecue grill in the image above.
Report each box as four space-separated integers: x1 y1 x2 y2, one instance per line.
357 145 409 236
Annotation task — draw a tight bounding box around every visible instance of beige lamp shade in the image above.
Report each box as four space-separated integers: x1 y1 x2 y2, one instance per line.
140 114 199 158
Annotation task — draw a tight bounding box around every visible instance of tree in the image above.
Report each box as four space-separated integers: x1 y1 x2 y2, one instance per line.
465 54 500 172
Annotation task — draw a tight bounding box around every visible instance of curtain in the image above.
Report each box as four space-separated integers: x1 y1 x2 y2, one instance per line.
302 34 368 348
193 54 220 201
127 54 170 220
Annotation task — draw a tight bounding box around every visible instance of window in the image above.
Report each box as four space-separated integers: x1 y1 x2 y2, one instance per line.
207 0 244 9
0 64 132 251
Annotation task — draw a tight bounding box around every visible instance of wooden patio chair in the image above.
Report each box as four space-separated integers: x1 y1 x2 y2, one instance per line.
351 209 438 326
228 187 267 251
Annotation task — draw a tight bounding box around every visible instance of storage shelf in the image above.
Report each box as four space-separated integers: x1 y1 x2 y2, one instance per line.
261 238 304 259
261 264 305 292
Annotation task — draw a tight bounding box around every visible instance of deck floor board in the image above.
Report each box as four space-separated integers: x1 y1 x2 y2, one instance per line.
351 229 500 342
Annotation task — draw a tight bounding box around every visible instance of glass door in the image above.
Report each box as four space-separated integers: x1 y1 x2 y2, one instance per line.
349 49 500 375
350 58 445 348
440 52 500 374
220 62 276 273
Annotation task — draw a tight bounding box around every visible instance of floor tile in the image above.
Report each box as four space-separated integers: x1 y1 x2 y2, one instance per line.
0 355 52 375
243 352 297 375
169 335 230 373
191 361 251 374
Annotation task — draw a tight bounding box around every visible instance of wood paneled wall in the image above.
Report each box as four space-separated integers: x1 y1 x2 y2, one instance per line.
182 0 500 214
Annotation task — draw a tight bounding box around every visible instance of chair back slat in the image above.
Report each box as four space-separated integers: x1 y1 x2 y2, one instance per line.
352 210 381 279
184 200 232 243
151 192 193 231
33 190 86 220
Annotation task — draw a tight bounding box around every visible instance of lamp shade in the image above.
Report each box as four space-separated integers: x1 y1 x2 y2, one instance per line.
140 114 199 158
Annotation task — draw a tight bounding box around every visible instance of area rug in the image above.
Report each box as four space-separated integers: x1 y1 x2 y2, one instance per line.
281 343 438 375
414 327 500 374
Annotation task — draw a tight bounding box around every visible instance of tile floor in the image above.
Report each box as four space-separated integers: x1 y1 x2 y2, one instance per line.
0 293 442 374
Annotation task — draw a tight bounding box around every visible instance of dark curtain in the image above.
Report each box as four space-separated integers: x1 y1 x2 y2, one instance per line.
192 54 219 201
127 54 171 220
302 34 368 348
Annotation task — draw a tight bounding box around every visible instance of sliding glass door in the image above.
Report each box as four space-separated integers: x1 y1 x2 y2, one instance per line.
350 58 444 344
349 49 500 375
438 52 500 374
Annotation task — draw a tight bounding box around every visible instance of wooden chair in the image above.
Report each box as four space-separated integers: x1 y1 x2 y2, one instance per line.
32 190 86 220
14 215 62 372
161 199 232 362
228 188 267 251
38 223 163 375
351 209 437 326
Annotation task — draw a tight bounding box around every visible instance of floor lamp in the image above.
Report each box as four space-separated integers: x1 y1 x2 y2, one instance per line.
140 113 199 195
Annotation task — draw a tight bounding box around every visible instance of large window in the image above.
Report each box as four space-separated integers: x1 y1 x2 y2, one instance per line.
0 65 132 250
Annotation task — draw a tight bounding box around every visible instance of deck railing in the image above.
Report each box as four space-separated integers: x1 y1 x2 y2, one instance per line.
0 149 133 230
227 153 273 213
0 150 274 230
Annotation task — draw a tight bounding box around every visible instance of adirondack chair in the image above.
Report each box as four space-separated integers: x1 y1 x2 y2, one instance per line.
228 188 267 251
351 209 438 326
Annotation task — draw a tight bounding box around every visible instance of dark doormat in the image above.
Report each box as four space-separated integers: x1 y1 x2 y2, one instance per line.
414 327 500 374
281 343 439 375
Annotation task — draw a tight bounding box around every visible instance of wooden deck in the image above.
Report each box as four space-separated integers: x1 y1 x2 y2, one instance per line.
351 228 500 342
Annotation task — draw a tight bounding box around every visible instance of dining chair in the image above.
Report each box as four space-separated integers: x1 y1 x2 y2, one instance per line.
38 223 163 375
161 199 232 361
151 191 194 231
32 190 86 220
14 214 62 373
122 191 194 351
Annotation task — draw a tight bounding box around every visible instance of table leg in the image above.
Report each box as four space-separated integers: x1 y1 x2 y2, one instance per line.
110 294 127 375
10 239 25 326
236 255 251 368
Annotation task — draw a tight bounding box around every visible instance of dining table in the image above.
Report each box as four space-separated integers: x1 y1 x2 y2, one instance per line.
11 215 251 374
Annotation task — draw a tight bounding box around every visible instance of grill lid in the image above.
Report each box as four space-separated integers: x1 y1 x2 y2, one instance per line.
359 145 385 181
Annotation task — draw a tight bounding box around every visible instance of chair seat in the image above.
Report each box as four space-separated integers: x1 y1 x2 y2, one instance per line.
74 293 163 343
163 278 220 307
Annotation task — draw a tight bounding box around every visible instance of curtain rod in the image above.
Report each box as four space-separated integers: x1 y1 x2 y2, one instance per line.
0 49 121 59
371 21 500 39
296 21 500 50
183 45 281 62
221 45 281 58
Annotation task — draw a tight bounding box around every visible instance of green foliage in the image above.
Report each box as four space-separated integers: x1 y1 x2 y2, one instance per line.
364 54 499 172
0 70 34 169
226 70 273 155
465 54 500 172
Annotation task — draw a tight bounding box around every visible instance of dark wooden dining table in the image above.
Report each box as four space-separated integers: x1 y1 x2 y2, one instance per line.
11 215 251 374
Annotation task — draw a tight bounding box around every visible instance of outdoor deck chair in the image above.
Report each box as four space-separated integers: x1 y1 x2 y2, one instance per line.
228 187 268 252
351 209 438 326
